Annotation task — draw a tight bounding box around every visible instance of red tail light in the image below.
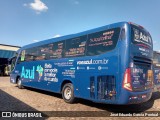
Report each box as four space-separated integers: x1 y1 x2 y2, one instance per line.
123 68 132 91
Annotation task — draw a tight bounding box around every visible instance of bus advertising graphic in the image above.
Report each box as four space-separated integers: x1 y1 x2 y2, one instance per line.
21 66 35 79
36 65 43 81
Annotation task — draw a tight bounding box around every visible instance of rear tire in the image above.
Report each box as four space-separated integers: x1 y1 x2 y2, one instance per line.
62 83 75 103
17 78 24 89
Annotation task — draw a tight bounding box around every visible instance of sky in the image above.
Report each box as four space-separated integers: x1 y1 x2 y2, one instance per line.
0 0 159 51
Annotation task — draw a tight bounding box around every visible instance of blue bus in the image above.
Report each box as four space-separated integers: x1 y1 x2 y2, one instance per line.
10 22 153 104
153 51 160 92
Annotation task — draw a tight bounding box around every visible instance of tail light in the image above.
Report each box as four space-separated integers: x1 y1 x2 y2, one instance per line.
123 68 132 91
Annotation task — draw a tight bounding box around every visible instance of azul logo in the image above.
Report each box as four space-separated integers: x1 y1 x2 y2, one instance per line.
21 65 44 80
36 65 44 80
133 28 151 43
21 66 35 79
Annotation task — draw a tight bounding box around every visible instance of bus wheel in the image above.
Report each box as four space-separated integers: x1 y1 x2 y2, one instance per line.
17 78 23 89
62 83 75 103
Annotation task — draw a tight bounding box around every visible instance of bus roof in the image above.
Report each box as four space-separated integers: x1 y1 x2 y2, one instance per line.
20 21 129 50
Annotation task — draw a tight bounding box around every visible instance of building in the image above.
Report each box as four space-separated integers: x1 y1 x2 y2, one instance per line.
0 44 20 76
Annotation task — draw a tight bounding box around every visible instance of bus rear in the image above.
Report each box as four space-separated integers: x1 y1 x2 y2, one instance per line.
120 23 153 104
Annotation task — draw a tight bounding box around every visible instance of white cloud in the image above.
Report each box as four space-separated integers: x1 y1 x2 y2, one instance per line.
24 0 48 14
53 34 61 38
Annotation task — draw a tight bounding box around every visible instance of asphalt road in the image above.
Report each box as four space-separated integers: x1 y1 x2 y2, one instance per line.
0 77 160 120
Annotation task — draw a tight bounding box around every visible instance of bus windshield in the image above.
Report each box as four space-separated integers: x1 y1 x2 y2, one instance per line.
10 57 17 71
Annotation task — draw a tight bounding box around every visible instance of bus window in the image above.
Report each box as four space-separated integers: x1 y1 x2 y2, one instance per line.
25 47 38 61
20 50 25 62
131 24 152 49
16 50 25 63
37 44 53 60
65 35 87 58
11 57 16 71
37 41 65 60
86 28 120 56
51 41 65 59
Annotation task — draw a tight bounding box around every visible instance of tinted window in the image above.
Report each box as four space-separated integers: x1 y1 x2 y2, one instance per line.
25 47 38 61
22 41 65 61
36 44 53 60
86 28 120 56
131 24 152 48
65 35 87 57
11 57 16 70
20 50 25 62
51 41 65 59
36 41 65 60
16 50 25 63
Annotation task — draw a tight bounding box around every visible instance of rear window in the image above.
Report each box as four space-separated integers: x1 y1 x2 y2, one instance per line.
86 27 120 56
131 24 152 48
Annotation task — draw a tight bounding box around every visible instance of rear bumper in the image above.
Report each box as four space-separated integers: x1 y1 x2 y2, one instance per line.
90 89 152 105
118 89 152 104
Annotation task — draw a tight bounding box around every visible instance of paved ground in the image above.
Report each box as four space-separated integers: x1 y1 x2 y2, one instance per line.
0 77 160 120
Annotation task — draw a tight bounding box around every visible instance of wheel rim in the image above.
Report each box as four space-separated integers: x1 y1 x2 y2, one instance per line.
64 87 72 100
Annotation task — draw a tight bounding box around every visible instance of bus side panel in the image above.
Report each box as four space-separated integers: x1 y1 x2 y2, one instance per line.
75 52 119 103
16 61 58 92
